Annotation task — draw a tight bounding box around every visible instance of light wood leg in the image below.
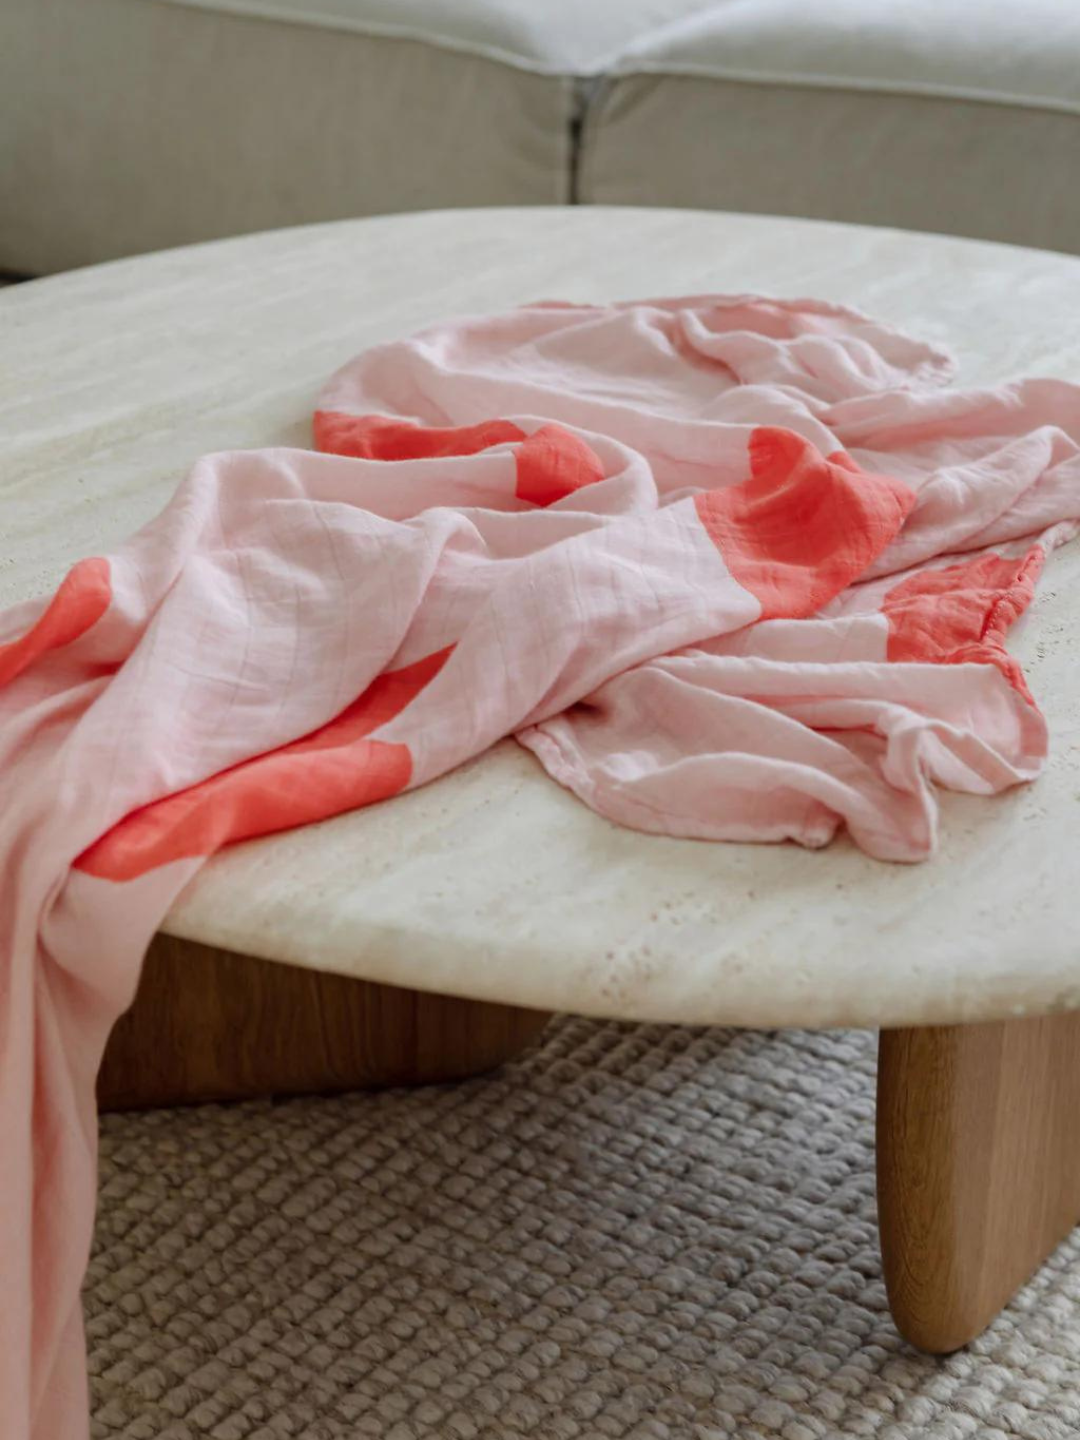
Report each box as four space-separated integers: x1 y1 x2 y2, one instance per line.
876 1012 1080 1353
98 932 552 1111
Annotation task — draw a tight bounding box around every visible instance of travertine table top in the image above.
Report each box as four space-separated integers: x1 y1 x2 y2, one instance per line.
4 208 1080 1029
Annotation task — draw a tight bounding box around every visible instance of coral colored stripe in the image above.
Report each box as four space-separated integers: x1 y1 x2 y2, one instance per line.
695 428 914 619
514 424 606 506
74 645 453 882
314 410 526 460
0 557 111 688
883 547 1044 702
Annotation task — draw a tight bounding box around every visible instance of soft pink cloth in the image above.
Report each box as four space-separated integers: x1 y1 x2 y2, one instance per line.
3 295 1080 1434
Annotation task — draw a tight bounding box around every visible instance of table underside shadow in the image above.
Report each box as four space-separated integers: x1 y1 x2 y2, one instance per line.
97 933 552 1111
99 936 1080 1353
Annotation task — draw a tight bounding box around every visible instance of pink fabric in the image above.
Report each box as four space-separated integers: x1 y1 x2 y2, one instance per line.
3 294 1080 1435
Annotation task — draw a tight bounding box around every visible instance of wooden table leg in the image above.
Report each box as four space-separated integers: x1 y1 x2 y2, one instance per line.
876 1012 1080 1353
98 932 552 1111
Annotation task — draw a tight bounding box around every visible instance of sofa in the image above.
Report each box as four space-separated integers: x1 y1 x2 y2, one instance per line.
2 0 1078 275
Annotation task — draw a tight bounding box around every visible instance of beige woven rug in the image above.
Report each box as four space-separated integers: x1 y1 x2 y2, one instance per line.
88 1019 1080 1439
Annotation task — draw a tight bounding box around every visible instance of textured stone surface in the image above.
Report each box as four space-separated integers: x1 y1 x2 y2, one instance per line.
4 208 1080 1027
88 1017 1080 1438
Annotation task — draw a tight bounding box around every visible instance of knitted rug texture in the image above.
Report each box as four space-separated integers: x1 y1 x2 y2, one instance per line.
87 1019 1080 1440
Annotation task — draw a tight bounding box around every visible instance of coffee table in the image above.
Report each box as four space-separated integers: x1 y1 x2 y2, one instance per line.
5 208 1080 1358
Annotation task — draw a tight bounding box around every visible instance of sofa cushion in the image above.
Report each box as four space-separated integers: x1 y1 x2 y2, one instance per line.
0 0 535 273
0 0 724 273
581 0 1080 253
156 0 725 72
5 0 1078 273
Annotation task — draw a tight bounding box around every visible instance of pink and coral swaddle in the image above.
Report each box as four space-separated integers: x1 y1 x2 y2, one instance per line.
3 295 1080 1435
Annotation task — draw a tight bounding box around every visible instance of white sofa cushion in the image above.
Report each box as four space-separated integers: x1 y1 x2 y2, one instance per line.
0 0 536 272
0 0 726 273
581 0 1080 253
608 0 1080 112
155 0 725 73
4 0 1078 273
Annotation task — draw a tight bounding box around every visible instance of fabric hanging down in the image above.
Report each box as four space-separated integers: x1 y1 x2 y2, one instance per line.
3 294 1080 1437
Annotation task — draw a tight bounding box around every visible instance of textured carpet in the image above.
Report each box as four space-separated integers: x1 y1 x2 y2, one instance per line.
88 1019 1080 1439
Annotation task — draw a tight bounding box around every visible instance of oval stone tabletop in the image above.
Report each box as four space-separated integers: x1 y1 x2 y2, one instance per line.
4 208 1080 1030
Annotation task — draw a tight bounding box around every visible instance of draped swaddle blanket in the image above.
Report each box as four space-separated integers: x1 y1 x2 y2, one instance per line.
3 295 1080 1435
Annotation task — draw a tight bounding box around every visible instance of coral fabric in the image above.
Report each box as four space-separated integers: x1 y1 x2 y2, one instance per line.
3 294 1080 1437
0 557 111 687
311 411 526 460
694 429 911 618
882 547 1044 701
514 423 607 506
72 648 453 883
